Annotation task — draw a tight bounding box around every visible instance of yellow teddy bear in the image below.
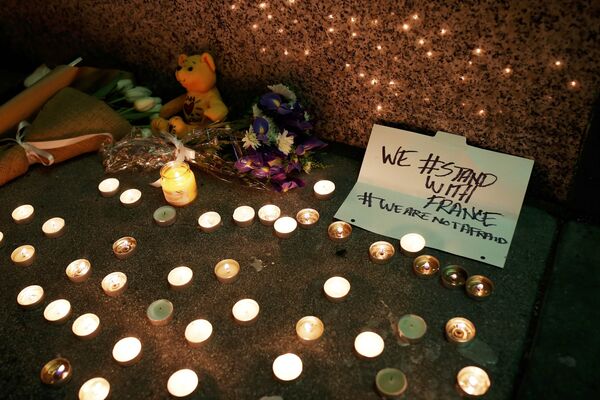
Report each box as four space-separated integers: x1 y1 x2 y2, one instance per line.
151 53 228 137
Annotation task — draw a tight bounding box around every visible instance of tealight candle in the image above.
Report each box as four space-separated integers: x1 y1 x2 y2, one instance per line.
11 244 36 266
466 275 494 300
456 366 491 396
272 353 303 381
185 319 213 347
72 313 101 340
112 337 142 366
43 299 72 324
258 204 281 226
273 216 297 239
112 236 137 259
323 276 351 302
147 299 174 326
296 316 324 342
160 161 197 206
354 331 385 358
101 272 128 297
65 259 92 283
119 188 142 207
296 208 319 228
168 266 193 290
12 204 34 224
397 314 427 344
98 177 120 197
327 221 352 242
198 211 222 233
0 230 4 247
79 377 111 400
233 205 255 227
413 255 440 278
232 298 260 325
375 368 408 397
441 265 468 289
313 179 335 200
445 317 476 346
167 369 199 397
153 205 176 226
214 259 240 283
369 241 395 264
40 357 72 386
42 217 66 238
16 284 45 309
400 233 426 256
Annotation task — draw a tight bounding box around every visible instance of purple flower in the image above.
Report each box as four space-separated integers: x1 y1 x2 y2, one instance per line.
252 117 269 142
271 174 305 192
259 93 292 115
296 137 327 155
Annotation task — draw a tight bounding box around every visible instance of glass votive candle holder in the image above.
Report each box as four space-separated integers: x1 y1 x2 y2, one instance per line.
369 241 395 264
168 266 193 290
296 208 319 228
40 357 72 386
445 317 476 346
98 177 120 197
79 377 111 400
313 179 335 200
272 353 303 381
119 189 142 208
232 298 260 325
328 221 352 243
112 337 142 366
456 366 491 397
72 313 101 340
233 205 255 227
198 211 222 233
441 265 468 289
112 236 137 259
17 284 45 309
11 244 36 267
258 204 281 226
101 272 128 297
147 299 174 326
413 255 440 278
465 275 494 300
65 259 92 283
160 160 197 207
296 316 325 342
12 204 35 224
44 299 72 324
185 319 213 347
400 233 426 256
214 259 240 283
42 217 65 238
274 216 298 239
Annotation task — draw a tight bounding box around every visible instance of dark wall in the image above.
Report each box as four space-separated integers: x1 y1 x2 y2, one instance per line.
1 0 599 201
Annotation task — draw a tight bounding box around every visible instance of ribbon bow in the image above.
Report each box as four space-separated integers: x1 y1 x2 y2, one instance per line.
150 133 197 187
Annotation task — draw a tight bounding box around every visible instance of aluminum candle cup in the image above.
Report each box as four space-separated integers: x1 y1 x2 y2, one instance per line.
233 205 255 227
272 353 303 381
0 231 4 247
153 205 176 226
119 188 142 207
160 161 197 207
12 204 34 224
354 331 385 358
375 368 408 397
168 266 193 290
399 233 426 256
198 211 222 232
327 221 352 242
65 259 92 283
273 216 297 239
214 259 240 283
101 272 128 297
466 275 494 300
258 204 281 226
397 314 427 344
456 366 491 396
98 177 120 197
79 377 111 400
323 276 351 302
232 298 260 325
313 179 335 200
17 285 45 309
413 255 440 278
11 245 35 266
441 265 468 289
296 208 319 228
185 319 213 347
44 299 72 324
296 316 325 342
167 369 199 398
112 337 142 366
445 317 476 346
369 241 395 264
72 313 101 340
147 299 174 326
40 357 72 386
42 217 65 238
112 236 137 259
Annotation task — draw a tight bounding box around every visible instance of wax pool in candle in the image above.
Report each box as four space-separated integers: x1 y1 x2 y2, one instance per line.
153 206 176 226
11 244 35 266
272 353 303 381
296 208 319 228
456 366 491 396
376 368 408 397
296 316 324 342
79 377 111 400
466 275 494 300
42 217 65 238
66 259 92 283
98 177 120 197
327 221 352 242
198 211 222 233
112 236 137 259
413 255 440 278
214 259 240 283
101 272 127 297
17 284 45 309
441 265 468 289
273 216 298 238
147 299 174 326
167 369 199 398
160 161 197 206
232 299 260 324
397 314 427 344
313 180 335 200
12 204 34 224
185 319 213 346
368 241 395 264
323 276 351 302
112 337 142 366
44 299 72 324
233 205 255 227
72 313 100 340
258 204 281 225
119 189 142 207
445 317 476 345
168 266 193 290
399 233 426 255
354 331 385 358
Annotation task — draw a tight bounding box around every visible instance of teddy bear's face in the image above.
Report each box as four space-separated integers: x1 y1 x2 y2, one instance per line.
175 54 217 93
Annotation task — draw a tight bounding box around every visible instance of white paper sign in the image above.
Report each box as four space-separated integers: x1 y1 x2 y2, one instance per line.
335 124 534 268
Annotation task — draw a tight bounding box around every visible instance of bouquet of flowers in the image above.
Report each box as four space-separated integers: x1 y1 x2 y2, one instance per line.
234 84 326 192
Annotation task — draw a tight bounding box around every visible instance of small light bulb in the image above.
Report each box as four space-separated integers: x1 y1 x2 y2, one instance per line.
351 32 357 37
474 48 482 55
267 14 272 20
504 67 512 74
412 14 419 20
393 56 399 61
418 38 425 45
351 17 356 23
231 4 236 10
426 51 433 57
359 72 365 77
376 45 382 50
402 23 410 30
371 78 378 85
304 49 310 55
555 60 562 66
261 47 266 53
345 63 351 68
389 80 395 85
259 2 267 9
372 19 378 25
441 28 447 35
478 109 486 116
252 24 258 29
570 80 577 87
460 75 465 81
293 19 298 24
328 27 334 33
377 105 383 111
424 97 430 102
468 61 473 65
278 28 284 33
284 49 288 56
328 14 334 19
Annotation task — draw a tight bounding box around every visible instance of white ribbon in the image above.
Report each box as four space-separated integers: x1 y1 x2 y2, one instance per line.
150 133 196 187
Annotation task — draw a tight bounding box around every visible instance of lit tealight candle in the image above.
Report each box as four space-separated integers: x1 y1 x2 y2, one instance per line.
119 189 142 207
44 299 72 324
313 180 335 200
79 377 111 400
296 208 319 228
397 314 427 345
185 319 213 347
12 204 35 224
323 276 351 302
147 299 174 326
168 266 193 290
101 272 128 297
112 236 137 259
445 317 476 346
98 177 120 197
296 316 324 342
375 368 408 397
272 353 303 381
65 259 92 283
11 244 35 267
153 205 176 226
465 275 494 300
0 230 4 247
441 265 468 289
40 357 72 386
167 369 199 397
72 313 101 340
112 337 142 366
354 331 385 358
368 241 395 264
400 233 426 256
198 211 222 233
258 204 281 226
273 216 298 239
233 205 255 227
456 366 491 396
413 255 440 278
232 298 260 325
42 217 65 238
16 284 45 309
327 221 352 242
214 259 240 284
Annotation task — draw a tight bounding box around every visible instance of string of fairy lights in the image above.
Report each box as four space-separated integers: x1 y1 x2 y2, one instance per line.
227 1 581 116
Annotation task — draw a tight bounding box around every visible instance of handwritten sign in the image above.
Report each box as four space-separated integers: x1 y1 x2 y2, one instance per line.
335 124 534 268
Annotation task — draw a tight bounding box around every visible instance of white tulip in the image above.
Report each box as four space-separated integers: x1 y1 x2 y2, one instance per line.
24 64 52 87
134 97 157 112
116 79 134 91
140 128 153 138
125 86 152 102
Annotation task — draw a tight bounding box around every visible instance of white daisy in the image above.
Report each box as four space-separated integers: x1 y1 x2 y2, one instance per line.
242 131 260 149
277 130 294 155
267 84 297 103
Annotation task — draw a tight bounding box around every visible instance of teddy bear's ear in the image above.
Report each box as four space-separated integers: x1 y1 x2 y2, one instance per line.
178 54 188 66
201 53 216 72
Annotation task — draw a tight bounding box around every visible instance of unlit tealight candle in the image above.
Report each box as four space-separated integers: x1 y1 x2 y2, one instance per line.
98 178 120 197
66 259 92 283
168 266 193 290
272 353 303 381
323 276 351 302
42 217 65 238
153 206 176 226
112 337 142 366
185 319 213 346
167 369 199 398
17 284 45 309
44 299 72 324
198 211 221 233
72 313 100 340
258 204 281 226
313 180 335 200
233 205 255 227
400 233 426 256
273 216 297 238
232 298 259 325
11 244 35 267
78 377 111 400
354 331 385 358
147 299 174 326
119 189 142 207
12 204 34 224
